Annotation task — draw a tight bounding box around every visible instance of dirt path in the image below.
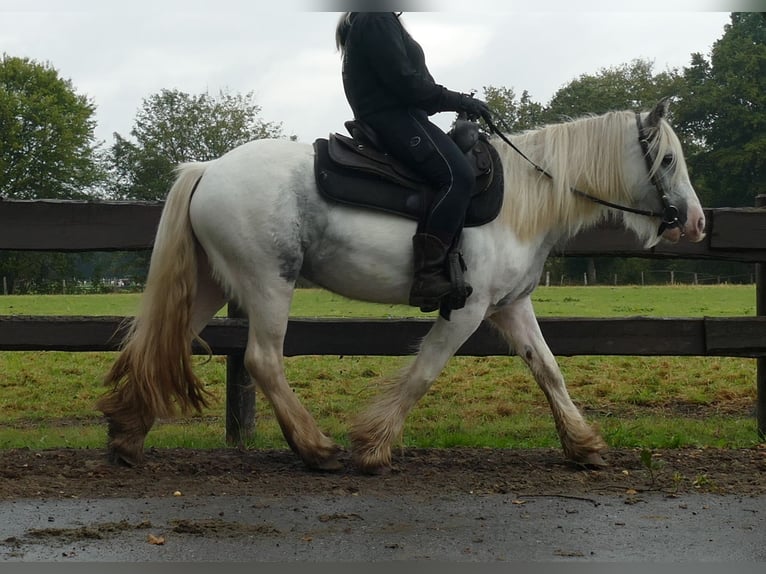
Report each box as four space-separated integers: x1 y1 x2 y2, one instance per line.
1 446 765 500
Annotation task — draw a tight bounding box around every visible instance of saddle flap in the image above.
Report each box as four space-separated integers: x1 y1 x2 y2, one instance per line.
328 133 429 190
471 140 492 175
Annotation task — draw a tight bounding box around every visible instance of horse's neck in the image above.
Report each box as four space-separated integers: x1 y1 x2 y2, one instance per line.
495 125 605 244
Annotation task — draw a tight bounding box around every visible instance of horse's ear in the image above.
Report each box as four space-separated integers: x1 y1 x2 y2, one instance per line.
647 97 672 126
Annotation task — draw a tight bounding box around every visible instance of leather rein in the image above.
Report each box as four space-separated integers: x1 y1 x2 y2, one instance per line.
484 113 682 237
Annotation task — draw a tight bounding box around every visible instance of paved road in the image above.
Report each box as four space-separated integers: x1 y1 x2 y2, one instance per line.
1 491 764 562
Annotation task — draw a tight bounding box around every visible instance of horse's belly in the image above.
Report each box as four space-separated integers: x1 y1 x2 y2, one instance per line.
301 209 416 305
302 262 410 305
301 246 413 305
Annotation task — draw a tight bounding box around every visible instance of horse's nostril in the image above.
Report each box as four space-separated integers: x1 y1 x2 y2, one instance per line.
697 217 706 233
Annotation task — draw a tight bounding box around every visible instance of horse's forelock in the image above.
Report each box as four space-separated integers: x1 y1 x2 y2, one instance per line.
645 119 686 179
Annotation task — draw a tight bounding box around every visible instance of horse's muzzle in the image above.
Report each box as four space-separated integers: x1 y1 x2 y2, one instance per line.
662 205 706 243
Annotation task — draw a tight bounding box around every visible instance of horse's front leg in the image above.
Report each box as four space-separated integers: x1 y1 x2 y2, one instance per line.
489 296 607 466
351 306 486 474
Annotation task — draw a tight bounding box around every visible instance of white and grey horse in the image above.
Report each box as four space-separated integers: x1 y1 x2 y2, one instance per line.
98 100 706 473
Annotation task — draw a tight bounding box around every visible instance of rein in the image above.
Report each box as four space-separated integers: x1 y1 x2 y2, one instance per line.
484 113 681 236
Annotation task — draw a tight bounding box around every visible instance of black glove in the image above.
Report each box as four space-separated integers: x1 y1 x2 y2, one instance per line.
461 95 492 124
441 90 492 123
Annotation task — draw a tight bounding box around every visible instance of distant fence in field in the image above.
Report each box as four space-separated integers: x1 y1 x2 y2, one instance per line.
1 197 765 442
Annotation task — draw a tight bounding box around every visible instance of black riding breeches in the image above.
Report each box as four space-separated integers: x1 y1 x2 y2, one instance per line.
362 107 475 245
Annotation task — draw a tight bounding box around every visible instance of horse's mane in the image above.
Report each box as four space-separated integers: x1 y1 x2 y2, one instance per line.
493 110 685 242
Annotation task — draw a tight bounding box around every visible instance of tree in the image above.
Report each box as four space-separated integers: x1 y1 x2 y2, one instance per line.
674 12 766 208
0 54 102 199
543 59 683 122
0 55 104 292
482 86 545 132
106 89 285 200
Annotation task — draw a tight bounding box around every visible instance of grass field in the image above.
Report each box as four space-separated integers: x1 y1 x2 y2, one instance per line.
0 284 757 318
0 285 761 451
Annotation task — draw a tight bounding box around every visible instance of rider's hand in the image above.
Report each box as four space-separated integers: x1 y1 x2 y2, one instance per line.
441 90 492 124
460 94 493 124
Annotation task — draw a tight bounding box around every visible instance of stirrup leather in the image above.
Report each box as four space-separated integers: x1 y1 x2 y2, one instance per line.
439 249 473 320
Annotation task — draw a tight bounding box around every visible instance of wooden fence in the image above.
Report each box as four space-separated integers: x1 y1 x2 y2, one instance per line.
1 197 765 443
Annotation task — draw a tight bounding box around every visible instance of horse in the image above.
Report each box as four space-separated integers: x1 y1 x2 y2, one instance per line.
97 99 706 474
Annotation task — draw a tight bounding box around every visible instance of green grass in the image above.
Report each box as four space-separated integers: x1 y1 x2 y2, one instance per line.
0 285 761 451
0 293 142 317
0 284 756 318
530 284 755 317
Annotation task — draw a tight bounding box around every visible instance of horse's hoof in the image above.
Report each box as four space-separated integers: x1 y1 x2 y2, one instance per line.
309 455 344 473
106 435 146 467
352 452 392 475
302 443 344 473
359 463 392 476
574 452 607 468
107 446 144 467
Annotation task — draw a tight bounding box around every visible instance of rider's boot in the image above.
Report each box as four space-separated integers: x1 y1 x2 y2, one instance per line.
409 233 461 312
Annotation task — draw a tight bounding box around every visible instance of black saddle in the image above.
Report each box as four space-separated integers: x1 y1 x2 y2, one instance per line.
313 119 504 227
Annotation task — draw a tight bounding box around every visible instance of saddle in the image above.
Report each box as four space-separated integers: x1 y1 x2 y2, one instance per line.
313 119 504 227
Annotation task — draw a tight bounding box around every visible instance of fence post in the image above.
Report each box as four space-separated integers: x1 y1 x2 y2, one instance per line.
756 195 766 439
225 303 255 446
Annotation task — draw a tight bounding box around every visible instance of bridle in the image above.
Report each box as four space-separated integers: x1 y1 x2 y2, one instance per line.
484 112 683 237
634 112 683 236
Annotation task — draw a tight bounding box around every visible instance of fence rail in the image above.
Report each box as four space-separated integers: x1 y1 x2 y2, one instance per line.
1 315 766 357
1 198 765 442
1 199 766 261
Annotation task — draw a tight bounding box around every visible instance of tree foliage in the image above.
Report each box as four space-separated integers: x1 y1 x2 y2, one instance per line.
106 88 285 200
543 59 683 122
0 55 104 292
674 12 766 207
0 54 102 199
482 86 545 132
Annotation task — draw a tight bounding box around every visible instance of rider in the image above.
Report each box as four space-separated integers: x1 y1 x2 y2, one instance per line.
335 11 492 312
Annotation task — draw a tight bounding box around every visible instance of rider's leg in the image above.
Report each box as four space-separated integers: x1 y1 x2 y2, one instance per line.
363 108 474 311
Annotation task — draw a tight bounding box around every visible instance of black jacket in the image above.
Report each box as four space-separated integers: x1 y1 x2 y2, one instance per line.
341 12 462 119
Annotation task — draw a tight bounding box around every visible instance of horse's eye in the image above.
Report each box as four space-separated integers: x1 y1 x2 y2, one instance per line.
661 154 674 168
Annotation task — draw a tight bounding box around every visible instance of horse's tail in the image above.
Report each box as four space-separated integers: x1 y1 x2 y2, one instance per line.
98 162 211 431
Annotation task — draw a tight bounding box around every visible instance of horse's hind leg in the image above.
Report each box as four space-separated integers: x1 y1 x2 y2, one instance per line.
351 308 485 474
488 297 607 466
191 248 228 334
104 251 226 466
239 286 341 471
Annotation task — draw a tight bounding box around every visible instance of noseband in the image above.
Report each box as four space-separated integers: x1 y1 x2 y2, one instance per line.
486 113 682 236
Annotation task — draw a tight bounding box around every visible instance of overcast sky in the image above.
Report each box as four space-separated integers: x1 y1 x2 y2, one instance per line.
0 1 742 146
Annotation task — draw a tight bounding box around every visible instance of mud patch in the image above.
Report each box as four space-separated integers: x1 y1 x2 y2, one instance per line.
14 520 153 544
169 518 280 537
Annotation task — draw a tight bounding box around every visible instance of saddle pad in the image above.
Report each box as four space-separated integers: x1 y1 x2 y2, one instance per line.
313 137 504 228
